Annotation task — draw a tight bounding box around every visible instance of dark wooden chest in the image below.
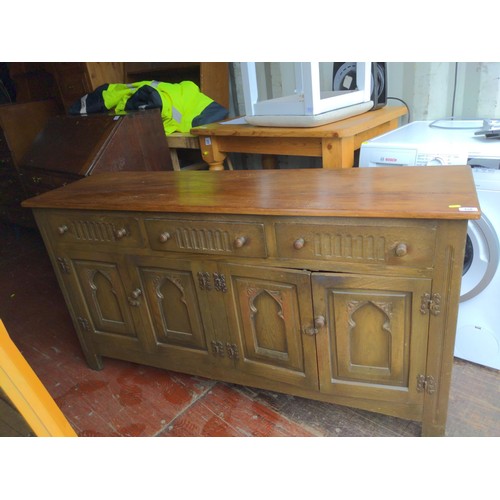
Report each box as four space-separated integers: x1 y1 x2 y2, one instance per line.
19 109 173 200
0 99 58 225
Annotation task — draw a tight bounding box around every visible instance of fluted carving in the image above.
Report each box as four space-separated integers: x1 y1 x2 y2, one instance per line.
313 232 386 261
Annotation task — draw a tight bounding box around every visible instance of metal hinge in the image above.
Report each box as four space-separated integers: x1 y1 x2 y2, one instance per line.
226 343 239 360
198 272 212 291
77 316 90 332
211 341 239 360
420 293 441 316
198 272 227 293
57 256 71 274
211 340 225 357
214 273 227 293
416 374 437 394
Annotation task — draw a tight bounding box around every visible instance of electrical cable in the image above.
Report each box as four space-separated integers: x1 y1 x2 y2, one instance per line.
387 96 411 123
451 62 459 117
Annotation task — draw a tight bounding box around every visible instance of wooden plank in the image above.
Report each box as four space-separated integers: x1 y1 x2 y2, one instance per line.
200 62 229 110
0 319 77 437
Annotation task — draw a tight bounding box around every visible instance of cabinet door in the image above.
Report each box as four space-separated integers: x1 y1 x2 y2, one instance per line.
221 263 319 390
312 273 431 407
129 256 232 375
54 250 154 353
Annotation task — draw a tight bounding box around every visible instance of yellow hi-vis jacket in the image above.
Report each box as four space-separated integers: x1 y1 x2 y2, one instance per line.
70 80 227 135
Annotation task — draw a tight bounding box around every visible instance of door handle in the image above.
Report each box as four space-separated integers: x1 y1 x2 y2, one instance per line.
128 288 142 306
303 316 326 336
314 315 326 328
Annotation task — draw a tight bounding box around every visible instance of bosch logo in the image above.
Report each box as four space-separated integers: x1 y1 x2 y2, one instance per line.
381 157 398 162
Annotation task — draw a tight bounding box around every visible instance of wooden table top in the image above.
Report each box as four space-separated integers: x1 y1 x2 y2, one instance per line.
190 106 408 138
22 166 480 220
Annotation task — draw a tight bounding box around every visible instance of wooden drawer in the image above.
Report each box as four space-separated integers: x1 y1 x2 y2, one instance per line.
20 168 80 197
145 218 268 258
275 221 437 268
44 212 145 249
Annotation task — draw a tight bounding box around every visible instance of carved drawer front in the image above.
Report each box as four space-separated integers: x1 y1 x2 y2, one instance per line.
45 212 144 248
145 218 268 258
275 222 437 268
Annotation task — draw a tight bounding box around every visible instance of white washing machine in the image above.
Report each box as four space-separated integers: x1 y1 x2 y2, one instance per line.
456 167 500 369
359 120 500 370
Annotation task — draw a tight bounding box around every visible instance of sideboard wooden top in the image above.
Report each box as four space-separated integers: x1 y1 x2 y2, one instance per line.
22 166 480 220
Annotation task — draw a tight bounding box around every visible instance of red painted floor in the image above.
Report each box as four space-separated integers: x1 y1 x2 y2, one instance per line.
1 221 499 437
0 222 317 437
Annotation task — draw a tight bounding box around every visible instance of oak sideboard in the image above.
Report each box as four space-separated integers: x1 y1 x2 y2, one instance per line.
22 166 480 436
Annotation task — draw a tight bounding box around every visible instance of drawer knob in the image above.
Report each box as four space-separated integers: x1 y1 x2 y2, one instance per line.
233 236 247 248
159 232 171 243
57 224 68 235
293 237 305 250
395 242 408 257
115 228 128 239
32 176 42 184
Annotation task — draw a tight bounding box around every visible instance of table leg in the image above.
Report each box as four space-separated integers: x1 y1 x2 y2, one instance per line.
321 137 355 169
198 136 227 171
261 155 279 169
169 149 181 171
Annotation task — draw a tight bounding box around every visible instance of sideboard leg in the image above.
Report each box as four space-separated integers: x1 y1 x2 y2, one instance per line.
75 331 103 370
82 351 103 371
421 420 445 437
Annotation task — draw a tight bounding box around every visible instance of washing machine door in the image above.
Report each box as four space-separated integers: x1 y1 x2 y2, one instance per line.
460 214 499 302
